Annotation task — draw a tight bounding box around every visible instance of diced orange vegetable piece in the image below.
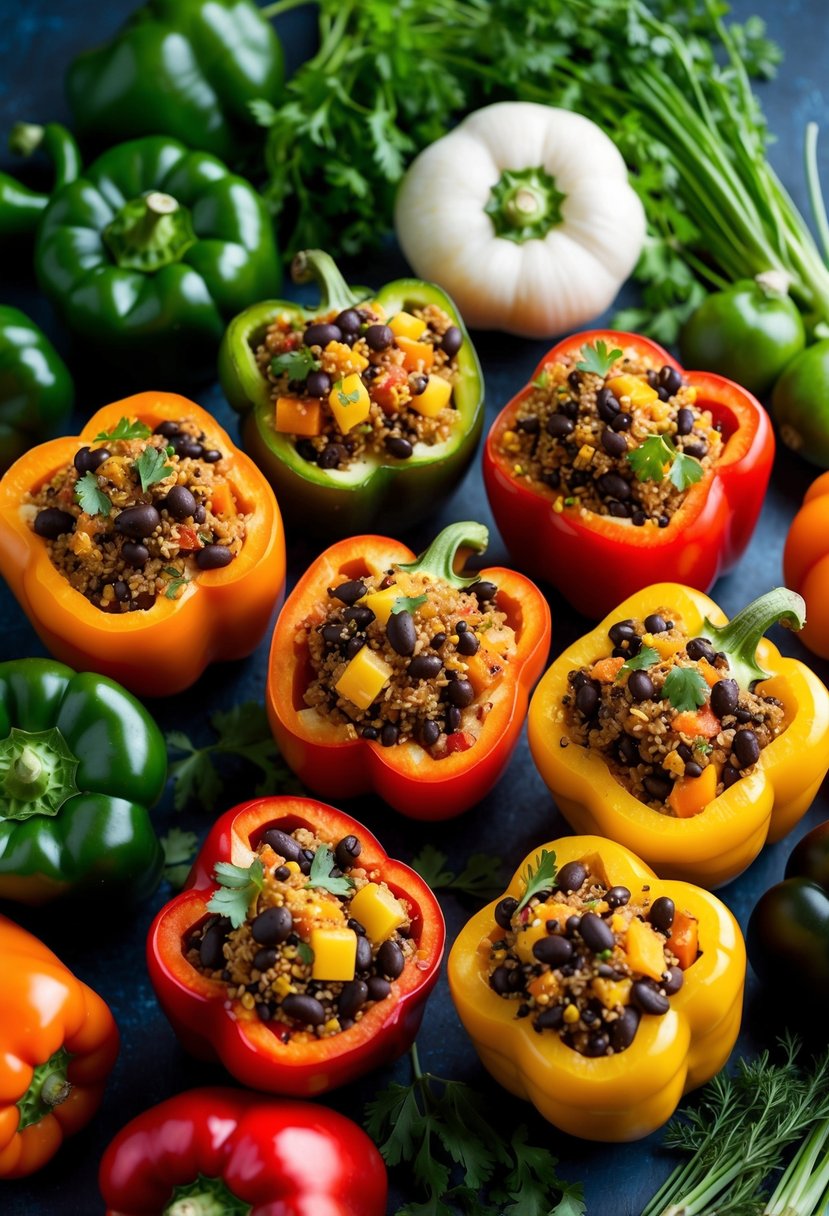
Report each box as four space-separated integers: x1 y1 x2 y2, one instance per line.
668 763 718 819
624 917 667 981
370 365 408 415
465 645 505 697
396 336 434 372
672 703 721 739
606 374 658 408
591 656 625 683
667 909 699 970
275 395 322 437
528 971 561 1001
210 482 236 517
646 633 683 661
177 525 201 551
698 659 721 688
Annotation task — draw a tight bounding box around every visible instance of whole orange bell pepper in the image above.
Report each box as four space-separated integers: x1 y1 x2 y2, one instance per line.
0 914 119 1178
0 392 285 696
448 835 745 1142
784 470 829 658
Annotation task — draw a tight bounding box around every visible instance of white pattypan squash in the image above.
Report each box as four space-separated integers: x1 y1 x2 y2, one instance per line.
395 102 646 338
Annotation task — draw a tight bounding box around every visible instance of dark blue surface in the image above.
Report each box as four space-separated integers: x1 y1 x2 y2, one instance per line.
1 2 828 1213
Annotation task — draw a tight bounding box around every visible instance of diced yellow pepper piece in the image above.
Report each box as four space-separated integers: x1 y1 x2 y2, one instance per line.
624 917 668 981
329 373 371 433
349 882 407 944
606 375 659 408
592 976 632 1010
275 395 322 437
514 900 573 964
360 583 401 626
389 311 427 340
409 374 452 419
334 647 393 711
310 927 357 981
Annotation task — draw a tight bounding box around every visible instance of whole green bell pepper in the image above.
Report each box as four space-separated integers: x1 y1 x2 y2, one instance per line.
66 0 284 164
0 659 166 905
772 339 829 467
0 307 74 473
35 135 280 381
218 249 484 536
0 123 81 241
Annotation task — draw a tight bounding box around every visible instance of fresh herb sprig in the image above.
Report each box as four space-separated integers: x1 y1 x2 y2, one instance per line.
135 445 173 492
270 347 320 379
411 845 503 900
305 844 355 897
75 471 111 517
391 594 428 616
616 644 660 682
163 566 189 599
515 849 558 914
206 859 265 929
662 666 709 713
93 417 151 443
160 827 198 890
576 340 623 377
627 434 704 492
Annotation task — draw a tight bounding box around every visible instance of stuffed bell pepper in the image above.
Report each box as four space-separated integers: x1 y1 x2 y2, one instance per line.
484 330 773 617
0 392 285 696
219 249 484 535
0 658 165 903
448 835 745 1142
148 796 444 1096
266 522 550 819
0 914 119 1178
528 584 829 888
99 1088 387 1216
0 122 81 241
0 306 74 473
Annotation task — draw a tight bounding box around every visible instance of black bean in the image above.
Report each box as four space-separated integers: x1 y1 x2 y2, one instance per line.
377 940 405 979
252 906 293 946
173 438 204 459
74 445 111 475
344 605 374 629
602 428 628 457
489 966 513 995
296 439 318 463
335 308 362 334
611 412 633 432
281 994 325 1026
115 504 160 539
533 935 573 967
649 897 675 933
447 678 474 708
631 980 670 1015
610 1006 640 1051
420 719 440 748
565 915 582 937
155 420 180 437
517 416 540 434
441 326 463 356
556 860 587 894
470 580 497 603
535 1005 564 1030
561 398 580 419
541 469 561 489
408 654 443 680
578 912 615 953
657 514 670 529
722 762 742 788
618 734 642 766
677 743 693 762
34 507 75 539
408 372 429 396
329 579 364 606
334 835 361 870
387 609 417 656
686 637 716 663
366 975 392 1001
585 1033 610 1057
711 678 739 719
735 708 752 724
663 966 684 995
348 918 366 936
598 473 631 501
685 761 703 779
606 501 628 518
385 435 414 459
644 614 668 634
684 440 707 459
656 386 670 402
494 897 518 930
676 408 694 436
335 979 368 1021
318 444 346 470
121 541 149 568
261 829 303 863
304 322 341 348
199 919 230 970
546 414 574 439
189 503 205 526
733 729 760 768
273 865 290 881
446 705 462 732
197 544 233 570
660 365 683 396
380 722 399 747
355 935 373 973
608 619 636 646
306 370 332 398
361 726 379 740
113 579 129 601
606 886 631 909
322 623 346 647
613 634 642 659
430 632 446 651
644 771 673 801
575 681 599 717
202 449 222 463
365 324 394 351
627 670 655 702
597 388 621 421
163 484 197 520
254 947 277 972
632 510 647 527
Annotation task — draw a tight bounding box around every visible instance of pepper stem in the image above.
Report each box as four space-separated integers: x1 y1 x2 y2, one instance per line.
397 522 489 589
290 248 363 313
484 166 567 244
16 1048 72 1131
0 726 79 820
103 191 197 273
702 588 806 691
8 121 81 191
164 1177 252 1216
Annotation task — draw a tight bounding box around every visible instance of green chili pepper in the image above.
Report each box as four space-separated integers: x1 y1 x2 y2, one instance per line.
0 307 74 473
35 135 280 381
0 123 81 240
0 660 166 904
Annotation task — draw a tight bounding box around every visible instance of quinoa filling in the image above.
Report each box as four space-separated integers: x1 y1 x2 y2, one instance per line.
23 417 246 613
256 301 463 470
189 826 415 1039
498 343 724 526
486 854 698 1057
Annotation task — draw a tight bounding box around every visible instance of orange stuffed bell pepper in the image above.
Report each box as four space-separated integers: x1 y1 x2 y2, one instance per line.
784 470 829 658
528 584 829 888
266 521 551 819
0 914 119 1178
0 392 285 696
448 835 745 1142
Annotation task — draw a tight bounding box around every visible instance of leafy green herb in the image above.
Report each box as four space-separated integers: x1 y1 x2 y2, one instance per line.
336 384 360 407
391 594 428 616
669 449 704 492
93 416 151 443
270 347 320 379
627 434 703 491
297 941 314 966
693 738 713 755
575 340 623 377
305 844 355 897
365 1045 584 1216
662 666 709 713
615 644 660 682
160 827 198 890
206 859 265 929
411 845 503 900
135 445 173 492
74 471 111 517
166 702 299 812
163 566 189 599
515 849 558 914
532 369 550 389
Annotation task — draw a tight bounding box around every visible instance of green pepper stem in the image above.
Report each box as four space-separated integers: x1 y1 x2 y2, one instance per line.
0 726 79 821
397 522 489 589
164 1177 252 1216
8 121 81 193
484 167 566 244
103 192 197 273
702 587 806 691
16 1048 72 1131
290 248 363 312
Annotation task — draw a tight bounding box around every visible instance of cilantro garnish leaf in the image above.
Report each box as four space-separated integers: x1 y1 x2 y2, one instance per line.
575 340 623 377
93 417 151 443
532 369 550 389
392 594 428 616
297 941 314 965
694 737 714 754
628 434 703 490
207 859 265 928
616 644 660 681
163 565 189 599
669 449 705 492
336 383 361 407
75 471 112 517
135 445 173 492
663 666 709 713
305 844 355 897
160 827 198 890
515 848 558 913
411 845 503 900
270 347 320 379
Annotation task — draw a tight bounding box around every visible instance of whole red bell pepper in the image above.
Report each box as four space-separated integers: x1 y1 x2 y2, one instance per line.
99 1087 387 1216
483 329 774 618
147 796 444 1096
266 521 551 819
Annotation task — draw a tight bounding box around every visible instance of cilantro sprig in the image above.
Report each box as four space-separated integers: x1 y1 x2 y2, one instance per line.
75 471 111 517
391 593 428 616
270 347 320 379
305 844 355 897
663 665 709 713
160 827 198 890
207 859 265 928
615 644 659 682
575 340 623 377
411 845 503 900
335 383 361 407
135 445 173 492
93 417 152 443
627 434 704 492
515 848 558 913
163 566 190 599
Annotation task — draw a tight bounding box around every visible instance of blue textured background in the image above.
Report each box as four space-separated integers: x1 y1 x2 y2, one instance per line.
1 1 827 1212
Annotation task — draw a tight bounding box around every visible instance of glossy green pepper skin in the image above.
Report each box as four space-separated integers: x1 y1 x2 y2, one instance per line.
747 820 829 1008
218 250 485 537
680 276 806 396
35 136 280 382
66 0 283 163
0 307 74 473
0 660 166 905
772 339 829 467
0 123 81 241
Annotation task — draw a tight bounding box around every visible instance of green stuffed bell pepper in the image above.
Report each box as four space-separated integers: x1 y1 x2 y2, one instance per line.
0 122 81 241
0 659 166 905
218 249 484 536
0 307 74 473
66 0 284 163
35 136 280 381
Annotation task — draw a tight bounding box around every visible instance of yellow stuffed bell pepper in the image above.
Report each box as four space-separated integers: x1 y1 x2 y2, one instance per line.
527 584 829 888
448 835 745 1142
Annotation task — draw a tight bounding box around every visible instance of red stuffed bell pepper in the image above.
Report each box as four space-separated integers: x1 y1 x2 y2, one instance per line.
266 521 551 819
484 329 773 618
99 1087 387 1216
148 796 444 1096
